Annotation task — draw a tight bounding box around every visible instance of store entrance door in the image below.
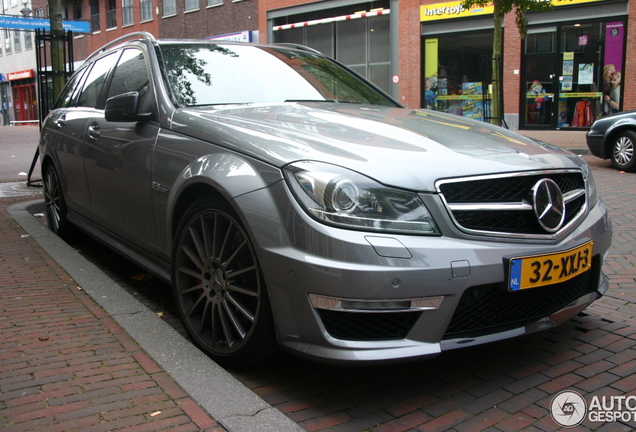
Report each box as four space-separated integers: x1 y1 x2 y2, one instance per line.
12 84 37 125
522 29 558 129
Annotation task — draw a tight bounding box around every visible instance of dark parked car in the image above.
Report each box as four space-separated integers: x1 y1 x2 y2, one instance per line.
40 32 612 366
587 110 636 171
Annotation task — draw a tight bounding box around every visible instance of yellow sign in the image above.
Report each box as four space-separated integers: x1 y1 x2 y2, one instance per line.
559 92 603 98
438 95 490 100
425 39 438 78
422 0 608 22
421 1 494 22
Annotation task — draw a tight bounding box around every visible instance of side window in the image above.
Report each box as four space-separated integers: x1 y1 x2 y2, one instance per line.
107 48 155 114
76 52 119 108
107 49 150 99
55 67 88 108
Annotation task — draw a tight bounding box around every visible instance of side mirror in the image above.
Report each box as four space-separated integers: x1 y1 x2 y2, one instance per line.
105 91 153 122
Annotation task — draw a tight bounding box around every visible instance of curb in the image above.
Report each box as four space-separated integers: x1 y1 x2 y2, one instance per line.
7 199 303 432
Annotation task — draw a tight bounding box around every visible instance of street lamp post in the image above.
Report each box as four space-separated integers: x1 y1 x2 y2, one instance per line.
20 0 32 17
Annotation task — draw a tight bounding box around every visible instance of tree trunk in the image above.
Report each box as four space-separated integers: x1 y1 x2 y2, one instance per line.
491 0 503 126
48 0 66 102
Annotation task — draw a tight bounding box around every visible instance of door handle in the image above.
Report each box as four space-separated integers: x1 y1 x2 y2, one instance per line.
87 123 101 140
54 115 66 128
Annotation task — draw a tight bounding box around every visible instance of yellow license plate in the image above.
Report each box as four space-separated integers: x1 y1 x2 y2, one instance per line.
508 241 593 291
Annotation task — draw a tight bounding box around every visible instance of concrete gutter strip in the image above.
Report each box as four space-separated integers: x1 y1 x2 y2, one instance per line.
7 199 304 432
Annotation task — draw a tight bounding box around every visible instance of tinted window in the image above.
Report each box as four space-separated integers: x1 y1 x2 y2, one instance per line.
107 49 150 99
76 52 119 108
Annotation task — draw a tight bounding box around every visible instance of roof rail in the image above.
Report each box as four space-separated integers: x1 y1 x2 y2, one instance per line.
85 32 157 62
271 43 322 55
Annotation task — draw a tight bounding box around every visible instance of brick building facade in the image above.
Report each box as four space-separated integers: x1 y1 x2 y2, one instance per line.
261 0 634 130
2 0 634 130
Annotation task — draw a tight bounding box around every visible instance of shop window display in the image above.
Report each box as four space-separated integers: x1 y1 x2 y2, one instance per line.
523 20 625 129
422 31 492 122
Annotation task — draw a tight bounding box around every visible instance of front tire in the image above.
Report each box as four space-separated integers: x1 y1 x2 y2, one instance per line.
611 130 636 172
172 197 278 367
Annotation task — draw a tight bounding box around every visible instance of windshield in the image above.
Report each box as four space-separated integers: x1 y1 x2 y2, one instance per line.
159 43 397 108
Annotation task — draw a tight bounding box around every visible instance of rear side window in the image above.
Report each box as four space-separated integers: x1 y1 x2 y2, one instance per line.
76 52 119 108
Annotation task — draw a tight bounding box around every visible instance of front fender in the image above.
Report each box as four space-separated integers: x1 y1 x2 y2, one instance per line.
602 117 636 158
151 129 282 259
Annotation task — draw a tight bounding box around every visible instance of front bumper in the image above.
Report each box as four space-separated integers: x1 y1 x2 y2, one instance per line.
586 132 605 159
235 182 612 364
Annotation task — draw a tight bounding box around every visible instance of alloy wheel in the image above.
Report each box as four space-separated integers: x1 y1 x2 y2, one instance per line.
613 135 634 167
44 166 63 233
174 208 261 357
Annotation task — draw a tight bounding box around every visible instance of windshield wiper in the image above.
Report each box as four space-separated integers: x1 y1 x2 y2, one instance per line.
190 102 253 107
285 99 336 103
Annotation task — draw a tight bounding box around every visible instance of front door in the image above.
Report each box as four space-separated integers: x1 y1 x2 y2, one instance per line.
522 28 559 129
83 48 159 251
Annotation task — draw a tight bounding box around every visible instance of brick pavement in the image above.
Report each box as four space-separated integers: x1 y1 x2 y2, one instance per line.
0 196 226 432
3 129 636 432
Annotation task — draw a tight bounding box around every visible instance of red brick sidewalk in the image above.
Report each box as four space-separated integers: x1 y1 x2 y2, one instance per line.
0 196 225 432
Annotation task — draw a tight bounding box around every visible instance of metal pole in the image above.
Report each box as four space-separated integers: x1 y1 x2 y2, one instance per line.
390 0 399 101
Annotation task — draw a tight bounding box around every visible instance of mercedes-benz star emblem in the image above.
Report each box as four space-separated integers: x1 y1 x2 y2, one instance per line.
531 178 565 232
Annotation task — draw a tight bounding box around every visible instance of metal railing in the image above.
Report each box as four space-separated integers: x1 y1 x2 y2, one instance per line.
91 13 101 32
106 9 117 29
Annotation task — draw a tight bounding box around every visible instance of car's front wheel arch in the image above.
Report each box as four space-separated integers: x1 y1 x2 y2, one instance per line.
608 129 636 171
170 193 280 367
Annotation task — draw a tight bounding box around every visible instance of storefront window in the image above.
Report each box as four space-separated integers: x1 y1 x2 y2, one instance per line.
522 19 625 129
422 31 493 122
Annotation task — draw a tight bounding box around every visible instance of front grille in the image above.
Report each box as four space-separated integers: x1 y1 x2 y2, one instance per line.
317 310 421 340
442 256 601 340
437 171 587 237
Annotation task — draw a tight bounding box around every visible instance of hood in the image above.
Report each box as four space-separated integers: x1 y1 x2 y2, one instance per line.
171 103 584 192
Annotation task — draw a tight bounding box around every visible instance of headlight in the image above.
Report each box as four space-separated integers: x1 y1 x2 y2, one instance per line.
284 161 440 235
581 160 598 208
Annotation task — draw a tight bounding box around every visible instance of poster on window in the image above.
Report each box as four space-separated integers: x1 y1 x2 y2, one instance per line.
424 38 438 110
603 22 624 115
578 64 594 85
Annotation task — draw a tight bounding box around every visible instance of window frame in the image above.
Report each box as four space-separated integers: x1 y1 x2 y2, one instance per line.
122 0 134 26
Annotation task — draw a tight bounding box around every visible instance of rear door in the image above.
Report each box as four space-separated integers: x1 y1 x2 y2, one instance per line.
43 53 119 218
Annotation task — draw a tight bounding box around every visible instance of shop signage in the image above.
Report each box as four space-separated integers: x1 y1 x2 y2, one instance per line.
206 31 253 42
421 1 493 22
7 70 35 81
0 16 90 33
421 0 608 21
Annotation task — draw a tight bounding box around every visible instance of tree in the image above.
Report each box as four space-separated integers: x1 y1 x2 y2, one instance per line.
461 0 553 126
47 0 66 101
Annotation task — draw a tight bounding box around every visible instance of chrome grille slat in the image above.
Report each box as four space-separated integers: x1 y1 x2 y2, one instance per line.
436 170 588 238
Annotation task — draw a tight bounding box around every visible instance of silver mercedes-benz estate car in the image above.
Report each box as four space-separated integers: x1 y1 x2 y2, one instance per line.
40 32 612 366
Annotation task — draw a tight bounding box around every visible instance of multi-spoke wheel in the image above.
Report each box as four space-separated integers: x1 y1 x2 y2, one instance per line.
43 164 75 238
611 130 636 172
172 197 278 367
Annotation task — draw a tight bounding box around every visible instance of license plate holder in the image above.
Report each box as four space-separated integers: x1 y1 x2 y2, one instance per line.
507 241 593 291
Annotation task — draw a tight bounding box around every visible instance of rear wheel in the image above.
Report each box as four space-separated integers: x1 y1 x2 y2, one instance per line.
611 130 636 172
172 197 278 367
43 164 75 239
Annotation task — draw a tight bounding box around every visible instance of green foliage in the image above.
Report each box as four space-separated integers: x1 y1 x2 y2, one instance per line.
161 46 236 106
461 0 554 38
